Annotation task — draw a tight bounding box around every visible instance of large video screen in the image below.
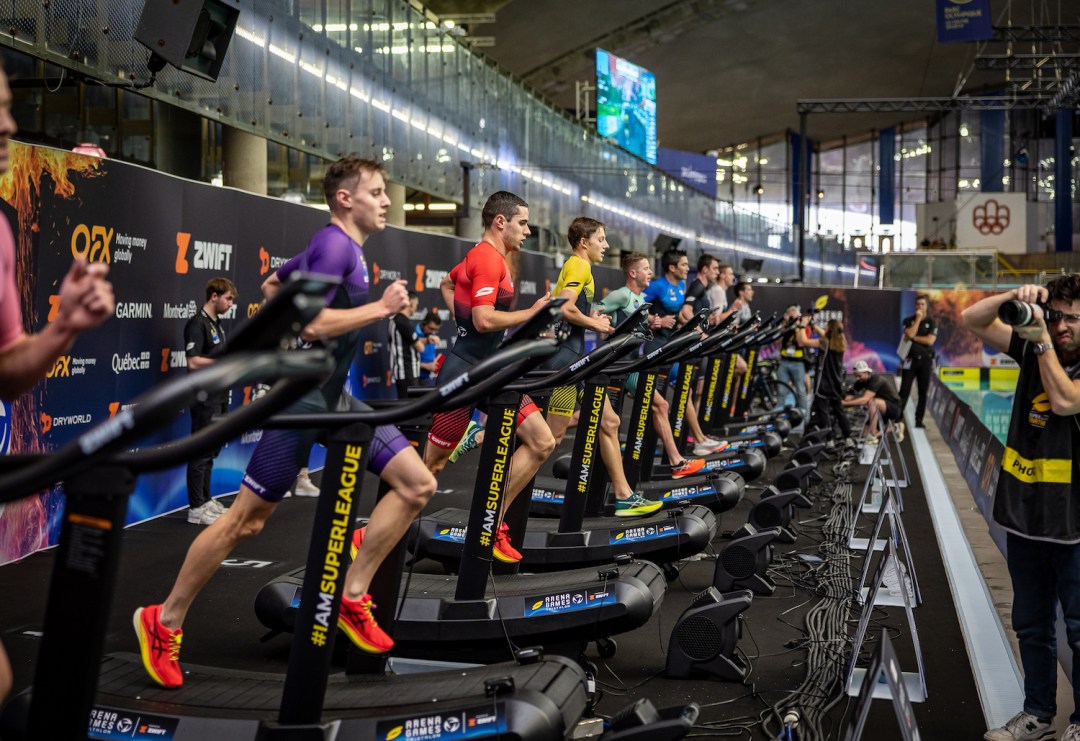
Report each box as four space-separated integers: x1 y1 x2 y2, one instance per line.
596 49 657 165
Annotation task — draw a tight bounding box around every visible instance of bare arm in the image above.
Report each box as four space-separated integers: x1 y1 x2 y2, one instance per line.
440 274 455 319
0 260 114 399
300 279 409 343
262 272 282 300
842 389 874 407
961 288 1022 354
558 288 611 334
472 294 551 334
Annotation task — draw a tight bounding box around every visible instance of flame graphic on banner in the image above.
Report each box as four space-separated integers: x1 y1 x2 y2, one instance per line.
0 142 103 563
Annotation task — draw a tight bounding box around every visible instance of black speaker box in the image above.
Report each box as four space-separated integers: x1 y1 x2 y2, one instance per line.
666 587 753 681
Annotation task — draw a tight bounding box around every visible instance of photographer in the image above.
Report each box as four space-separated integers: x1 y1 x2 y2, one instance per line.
777 305 821 421
898 294 937 429
963 279 1080 741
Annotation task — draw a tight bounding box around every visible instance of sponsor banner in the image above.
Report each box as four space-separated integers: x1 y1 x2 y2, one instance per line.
432 526 467 543
87 706 179 740
524 589 614 617
375 705 505 741
955 192 1027 252
609 522 678 544
657 148 718 199
936 0 993 43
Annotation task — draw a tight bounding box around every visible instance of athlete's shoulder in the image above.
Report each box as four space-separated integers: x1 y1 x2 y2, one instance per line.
304 224 359 273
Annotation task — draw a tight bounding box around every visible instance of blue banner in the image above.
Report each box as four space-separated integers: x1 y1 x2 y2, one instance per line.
936 0 993 43
980 110 1004 192
657 148 717 198
879 128 896 225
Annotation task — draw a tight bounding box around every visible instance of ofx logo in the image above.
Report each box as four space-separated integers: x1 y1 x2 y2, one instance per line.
71 224 113 263
48 355 71 378
247 303 261 318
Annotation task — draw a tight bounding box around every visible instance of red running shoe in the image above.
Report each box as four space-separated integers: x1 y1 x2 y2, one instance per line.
338 593 394 653
349 525 366 560
133 604 183 688
671 458 706 478
493 522 522 563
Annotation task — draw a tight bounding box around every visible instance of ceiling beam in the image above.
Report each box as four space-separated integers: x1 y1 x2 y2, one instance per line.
796 96 1052 114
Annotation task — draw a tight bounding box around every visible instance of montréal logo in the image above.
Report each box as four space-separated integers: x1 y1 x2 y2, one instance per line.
973 199 1010 236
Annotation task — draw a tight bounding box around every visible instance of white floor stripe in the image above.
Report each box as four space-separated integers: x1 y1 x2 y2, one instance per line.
907 408 1023 728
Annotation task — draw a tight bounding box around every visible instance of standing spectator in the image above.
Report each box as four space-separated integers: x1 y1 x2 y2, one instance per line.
388 290 422 399
183 277 237 524
963 278 1080 741
415 310 442 385
898 293 937 429
811 319 853 445
0 54 116 705
777 306 812 419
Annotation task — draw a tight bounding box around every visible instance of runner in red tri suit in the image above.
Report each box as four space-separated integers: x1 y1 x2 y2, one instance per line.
424 191 554 563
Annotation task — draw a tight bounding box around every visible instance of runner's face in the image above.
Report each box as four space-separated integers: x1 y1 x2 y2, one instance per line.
718 267 734 287
345 170 390 234
502 206 531 251
581 227 607 264
632 260 653 290
672 257 689 281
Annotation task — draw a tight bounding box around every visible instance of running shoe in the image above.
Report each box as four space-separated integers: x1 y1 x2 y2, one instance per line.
350 525 366 560
615 493 663 517
133 604 184 688
292 469 321 497
983 711 1054 741
338 593 394 653
207 499 227 515
493 522 523 563
449 420 484 464
671 458 706 478
186 501 220 525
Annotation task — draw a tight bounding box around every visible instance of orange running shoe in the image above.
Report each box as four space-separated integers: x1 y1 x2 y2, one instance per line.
493 522 523 563
349 525 366 560
133 604 183 688
338 593 394 653
671 458 706 478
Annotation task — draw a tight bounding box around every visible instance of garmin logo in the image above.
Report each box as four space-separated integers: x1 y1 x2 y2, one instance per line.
116 302 153 319
163 301 198 319
112 351 151 374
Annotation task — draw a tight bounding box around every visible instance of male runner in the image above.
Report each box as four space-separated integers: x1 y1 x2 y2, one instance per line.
135 156 436 688
598 252 705 477
543 220 663 515
424 191 554 563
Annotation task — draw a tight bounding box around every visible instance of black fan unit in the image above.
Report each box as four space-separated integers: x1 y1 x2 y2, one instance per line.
666 587 753 681
713 524 782 593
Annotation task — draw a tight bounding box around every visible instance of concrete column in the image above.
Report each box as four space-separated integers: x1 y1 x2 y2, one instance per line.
222 125 267 195
153 102 203 181
386 181 406 227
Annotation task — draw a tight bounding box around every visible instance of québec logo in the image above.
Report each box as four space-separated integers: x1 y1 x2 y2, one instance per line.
175 232 233 274
112 351 151 374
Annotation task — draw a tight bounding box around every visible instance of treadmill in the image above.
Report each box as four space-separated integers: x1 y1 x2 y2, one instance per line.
407 308 717 579
254 305 669 664
0 277 594 741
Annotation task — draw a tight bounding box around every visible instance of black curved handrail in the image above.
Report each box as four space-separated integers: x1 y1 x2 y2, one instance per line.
509 331 644 393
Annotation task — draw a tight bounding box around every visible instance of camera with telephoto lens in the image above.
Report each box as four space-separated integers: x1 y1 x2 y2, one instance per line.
998 300 1063 327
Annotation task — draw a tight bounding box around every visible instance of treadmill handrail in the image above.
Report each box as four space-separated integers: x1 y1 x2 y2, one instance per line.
498 298 568 348
508 331 645 392
0 350 333 503
262 338 560 429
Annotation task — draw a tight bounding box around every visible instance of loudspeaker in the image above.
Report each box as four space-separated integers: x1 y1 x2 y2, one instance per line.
653 234 683 252
713 524 781 593
135 0 240 82
666 587 753 681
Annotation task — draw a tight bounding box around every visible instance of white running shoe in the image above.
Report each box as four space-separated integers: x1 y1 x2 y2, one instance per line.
293 469 321 497
187 502 221 525
984 711 1054 741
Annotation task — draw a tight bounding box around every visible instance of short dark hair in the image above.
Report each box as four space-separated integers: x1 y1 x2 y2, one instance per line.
715 260 732 274
206 277 237 302
621 252 649 276
322 156 386 208
422 311 442 326
1046 275 1080 305
734 281 752 296
567 217 605 249
660 248 687 275
481 191 528 229
915 293 930 304
697 253 719 272
407 290 419 301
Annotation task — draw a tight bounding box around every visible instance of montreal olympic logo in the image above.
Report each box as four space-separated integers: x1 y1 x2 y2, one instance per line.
973 199 1010 235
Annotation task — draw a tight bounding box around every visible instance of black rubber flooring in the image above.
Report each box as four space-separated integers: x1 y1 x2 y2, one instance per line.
0 428 987 739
